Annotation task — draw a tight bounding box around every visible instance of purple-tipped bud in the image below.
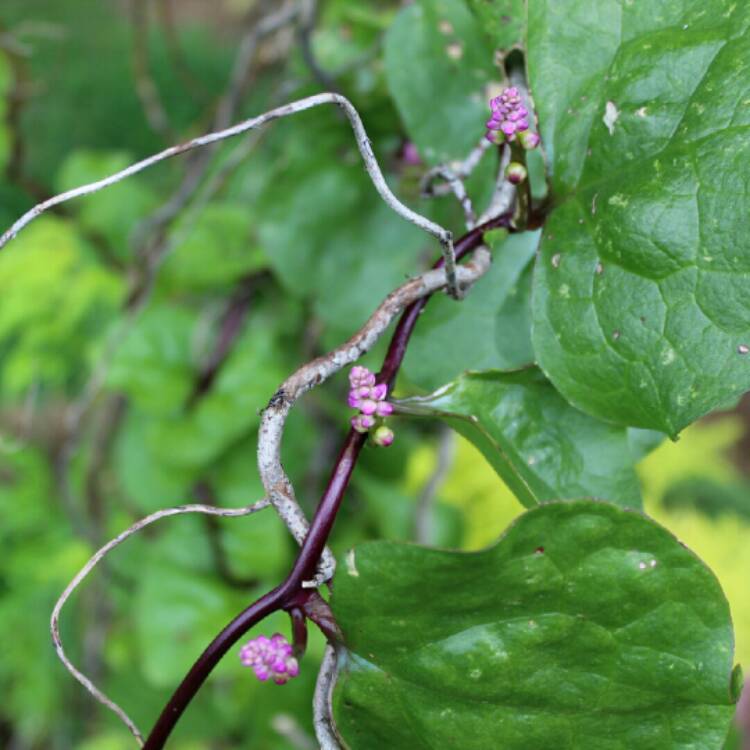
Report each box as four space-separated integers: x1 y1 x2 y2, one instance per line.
349 366 376 389
240 633 299 685
486 87 533 143
518 130 540 150
359 399 378 416
375 400 394 417
505 162 528 185
402 141 421 166
372 425 394 448
371 383 388 401
352 413 376 433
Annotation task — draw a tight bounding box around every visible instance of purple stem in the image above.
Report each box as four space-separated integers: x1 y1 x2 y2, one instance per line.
142 212 512 749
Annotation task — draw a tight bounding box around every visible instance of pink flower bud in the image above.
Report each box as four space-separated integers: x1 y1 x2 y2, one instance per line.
375 401 394 417
402 141 421 166
372 425 394 448
352 414 376 433
518 130 540 150
486 87 534 144
505 162 528 185
349 366 375 389
240 633 299 685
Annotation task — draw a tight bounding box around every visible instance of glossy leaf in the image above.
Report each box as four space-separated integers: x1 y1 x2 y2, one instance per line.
403 231 539 391
399 369 642 508
529 1 750 435
385 0 496 164
332 500 738 749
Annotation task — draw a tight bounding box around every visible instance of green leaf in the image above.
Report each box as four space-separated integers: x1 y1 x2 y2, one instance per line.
399 369 642 508
148 324 285 469
106 303 197 415
160 203 267 293
112 408 194 511
385 0 496 164
256 135 425 328
529 1 750 435
403 231 539 390
466 0 525 51
627 427 666 462
0 216 122 394
56 150 156 257
134 560 246 687
332 500 737 749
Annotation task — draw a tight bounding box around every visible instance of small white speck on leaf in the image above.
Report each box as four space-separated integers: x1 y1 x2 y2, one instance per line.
345 549 359 577
661 347 676 366
636 106 648 118
591 193 599 214
612 330 621 341
438 20 454 34
595 261 604 275
551 253 561 268
739 344 749 355
603 101 619 135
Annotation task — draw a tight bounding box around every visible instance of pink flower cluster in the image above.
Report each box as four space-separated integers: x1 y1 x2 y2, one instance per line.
239 633 299 685
348 366 394 446
486 87 540 149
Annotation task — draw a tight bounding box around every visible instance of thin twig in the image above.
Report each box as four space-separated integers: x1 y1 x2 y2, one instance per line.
297 0 338 91
421 137 493 199
130 0 173 139
313 644 344 750
131 0 300 249
50 498 269 747
258 247 492 586
478 143 514 224
0 92 457 293
421 164 476 229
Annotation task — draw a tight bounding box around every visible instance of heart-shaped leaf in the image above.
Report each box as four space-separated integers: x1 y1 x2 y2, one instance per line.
332 500 738 749
384 0 497 164
398 369 642 508
529 0 750 435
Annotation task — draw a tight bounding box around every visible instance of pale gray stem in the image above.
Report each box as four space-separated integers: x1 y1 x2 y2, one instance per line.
421 164 476 231
258 248 492 587
271 713 317 750
313 644 344 750
50 498 269 747
478 143 515 225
